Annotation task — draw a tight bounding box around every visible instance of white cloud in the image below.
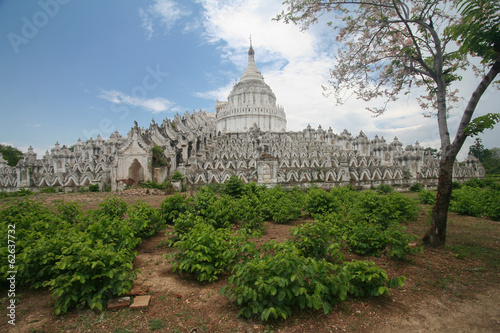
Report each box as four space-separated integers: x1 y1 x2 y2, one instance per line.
193 80 234 101
98 89 174 114
139 0 191 39
194 0 499 160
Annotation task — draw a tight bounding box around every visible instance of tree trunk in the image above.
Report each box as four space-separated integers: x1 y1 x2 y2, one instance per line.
423 154 455 247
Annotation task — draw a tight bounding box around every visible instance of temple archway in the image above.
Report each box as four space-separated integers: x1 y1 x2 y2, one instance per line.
128 159 144 186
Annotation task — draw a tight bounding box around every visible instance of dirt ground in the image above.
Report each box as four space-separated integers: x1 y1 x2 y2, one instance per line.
1 190 499 332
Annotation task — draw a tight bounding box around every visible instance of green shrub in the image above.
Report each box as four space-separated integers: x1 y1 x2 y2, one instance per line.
127 201 163 238
485 190 500 221
192 187 239 228
169 223 256 282
160 193 192 225
351 191 416 227
0 200 69 287
409 183 424 192
321 212 421 259
385 193 419 222
418 190 436 205
221 244 340 320
375 183 394 194
450 186 500 220
340 260 406 297
224 175 245 198
6 188 33 197
329 185 358 208
242 182 267 197
289 221 342 260
0 199 139 314
258 186 302 223
173 212 204 236
88 184 99 192
272 195 302 223
221 242 405 321
152 145 167 168
463 178 499 190
171 171 184 181
44 235 137 314
305 188 342 216
96 196 128 219
450 186 484 217
55 201 82 224
40 187 57 194
236 194 265 233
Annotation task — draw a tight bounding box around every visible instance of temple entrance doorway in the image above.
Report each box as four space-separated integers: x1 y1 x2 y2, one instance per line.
128 159 144 186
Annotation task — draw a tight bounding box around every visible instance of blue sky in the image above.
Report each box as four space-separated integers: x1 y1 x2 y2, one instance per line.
1 0 499 160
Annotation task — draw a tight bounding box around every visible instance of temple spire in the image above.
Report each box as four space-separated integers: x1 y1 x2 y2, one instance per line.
248 34 255 60
241 37 262 82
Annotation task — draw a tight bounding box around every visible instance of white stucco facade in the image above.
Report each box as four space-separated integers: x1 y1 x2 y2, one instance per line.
216 41 287 134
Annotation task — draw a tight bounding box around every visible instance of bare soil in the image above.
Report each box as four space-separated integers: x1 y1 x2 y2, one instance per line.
1 191 499 333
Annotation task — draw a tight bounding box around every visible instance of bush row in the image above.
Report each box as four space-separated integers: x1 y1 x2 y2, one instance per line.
164 180 419 320
416 179 500 220
1 178 420 319
0 197 163 314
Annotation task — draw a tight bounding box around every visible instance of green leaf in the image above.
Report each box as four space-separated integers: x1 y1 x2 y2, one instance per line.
278 290 286 302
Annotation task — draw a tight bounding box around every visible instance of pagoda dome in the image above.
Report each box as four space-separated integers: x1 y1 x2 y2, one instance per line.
215 39 287 133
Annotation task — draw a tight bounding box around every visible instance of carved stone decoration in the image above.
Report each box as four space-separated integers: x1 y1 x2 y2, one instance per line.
257 153 278 186
0 44 485 193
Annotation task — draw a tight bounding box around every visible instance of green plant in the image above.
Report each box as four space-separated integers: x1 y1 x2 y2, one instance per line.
54 201 82 224
375 183 394 194
15 188 33 196
271 195 302 224
258 186 302 223
192 187 239 228
418 190 437 205
224 175 245 198
305 188 342 217
160 193 192 225
88 184 99 192
40 187 57 194
173 212 204 236
96 196 128 219
0 199 140 314
450 185 500 220
236 194 265 233
127 201 163 238
152 145 167 168
409 183 424 192
169 223 256 282
221 242 405 321
340 260 406 297
289 221 342 260
0 144 24 166
221 244 341 320
171 171 184 181
44 235 137 314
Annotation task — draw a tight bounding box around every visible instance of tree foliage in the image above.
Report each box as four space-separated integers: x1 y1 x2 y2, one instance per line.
276 0 500 247
0 144 24 166
151 145 167 168
469 139 500 174
449 0 500 64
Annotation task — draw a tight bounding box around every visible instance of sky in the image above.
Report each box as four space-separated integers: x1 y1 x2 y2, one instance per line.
1 0 499 161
